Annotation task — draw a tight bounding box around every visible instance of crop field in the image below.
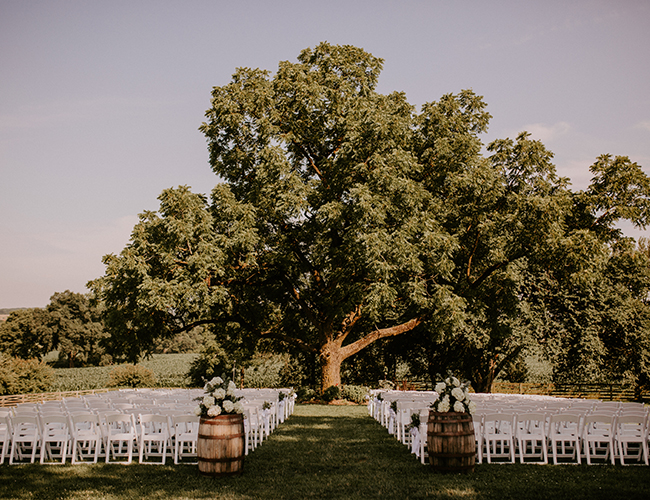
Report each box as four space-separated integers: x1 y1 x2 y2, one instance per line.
49 353 198 391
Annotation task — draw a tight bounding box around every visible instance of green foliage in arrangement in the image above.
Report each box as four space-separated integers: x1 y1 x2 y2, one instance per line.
0 353 54 395
107 364 157 388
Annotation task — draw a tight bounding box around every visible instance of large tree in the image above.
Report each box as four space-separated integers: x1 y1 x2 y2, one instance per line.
92 43 649 392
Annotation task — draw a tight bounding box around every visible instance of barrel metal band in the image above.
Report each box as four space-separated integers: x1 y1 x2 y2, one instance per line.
198 433 245 440
199 456 244 463
431 452 475 458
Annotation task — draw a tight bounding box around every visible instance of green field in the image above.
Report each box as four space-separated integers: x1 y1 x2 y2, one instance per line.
2 405 649 500
49 353 199 391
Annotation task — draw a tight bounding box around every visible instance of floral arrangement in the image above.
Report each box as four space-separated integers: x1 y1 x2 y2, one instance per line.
194 376 245 418
430 374 476 415
407 412 421 430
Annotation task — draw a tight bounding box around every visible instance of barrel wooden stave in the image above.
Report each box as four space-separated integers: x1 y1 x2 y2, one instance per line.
427 411 475 474
197 414 245 476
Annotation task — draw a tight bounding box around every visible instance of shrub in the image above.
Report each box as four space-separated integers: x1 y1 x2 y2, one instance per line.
0 353 17 395
107 364 156 388
0 355 53 394
296 386 317 402
322 385 340 402
341 384 369 404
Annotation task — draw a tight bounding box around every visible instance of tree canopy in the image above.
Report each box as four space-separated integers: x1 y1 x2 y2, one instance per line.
90 42 650 393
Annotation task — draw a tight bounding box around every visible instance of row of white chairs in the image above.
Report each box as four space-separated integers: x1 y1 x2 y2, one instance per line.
0 388 296 465
370 391 649 466
473 410 648 466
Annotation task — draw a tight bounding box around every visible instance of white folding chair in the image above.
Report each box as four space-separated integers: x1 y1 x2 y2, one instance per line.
173 415 199 465
483 412 516 463
138 414 170 464
39 414 71 464
615 414 649 466
70 413 103 464
515 412 548 464
472 412 484 464
548 413 582 464
243 406 262 454
9 415 40 464
104 413 137 464
582 414 616 465
0 415 13 465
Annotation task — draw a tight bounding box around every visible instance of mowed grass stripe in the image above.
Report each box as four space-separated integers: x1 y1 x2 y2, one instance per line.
2 404 650 500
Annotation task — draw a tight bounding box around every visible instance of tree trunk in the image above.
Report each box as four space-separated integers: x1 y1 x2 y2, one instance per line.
320 339 344 391
320 353 343 390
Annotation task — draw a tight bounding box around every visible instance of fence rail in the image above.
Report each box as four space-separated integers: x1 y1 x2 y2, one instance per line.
399 380 647 402
0 388 116 407
489 382 644 402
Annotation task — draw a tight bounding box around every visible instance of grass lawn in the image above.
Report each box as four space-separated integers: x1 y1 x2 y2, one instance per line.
2 404 650 499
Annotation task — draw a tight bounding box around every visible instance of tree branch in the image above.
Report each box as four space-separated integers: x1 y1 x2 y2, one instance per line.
339 317 421 359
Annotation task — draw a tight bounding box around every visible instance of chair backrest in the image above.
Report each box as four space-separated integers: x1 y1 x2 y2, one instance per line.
483 412 515 435
515 412 547 432
11 415 40 438
70 413 102 436
549 413 582 436
616 414 646 436
583 413 615 436
173 415 199 436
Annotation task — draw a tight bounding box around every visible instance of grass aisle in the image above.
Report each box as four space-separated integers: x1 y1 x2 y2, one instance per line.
2 404 650 499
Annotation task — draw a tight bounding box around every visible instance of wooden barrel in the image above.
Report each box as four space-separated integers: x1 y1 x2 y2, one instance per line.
427 411 475 473
197 413 245 476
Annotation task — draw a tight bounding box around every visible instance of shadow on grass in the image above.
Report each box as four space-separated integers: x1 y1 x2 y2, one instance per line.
1 405 650 500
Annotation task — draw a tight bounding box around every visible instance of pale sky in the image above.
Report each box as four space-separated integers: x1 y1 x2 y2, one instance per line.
1 0 649 308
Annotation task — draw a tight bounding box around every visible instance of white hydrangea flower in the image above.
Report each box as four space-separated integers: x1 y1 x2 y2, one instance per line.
212 377 223 385
467 400 477 415
451 387 465 402
227 380 237 396
203 395 216 407
437 399 450 412
453 401 465 413
234 402 245 414
213 388 226 400
207 405 222 417
223 400 235 413
435 382 446 394
452 377 460 387
194 405 203 416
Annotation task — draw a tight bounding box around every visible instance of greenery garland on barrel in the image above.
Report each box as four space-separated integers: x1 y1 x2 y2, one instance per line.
194 376 246 477
428 375 477 474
